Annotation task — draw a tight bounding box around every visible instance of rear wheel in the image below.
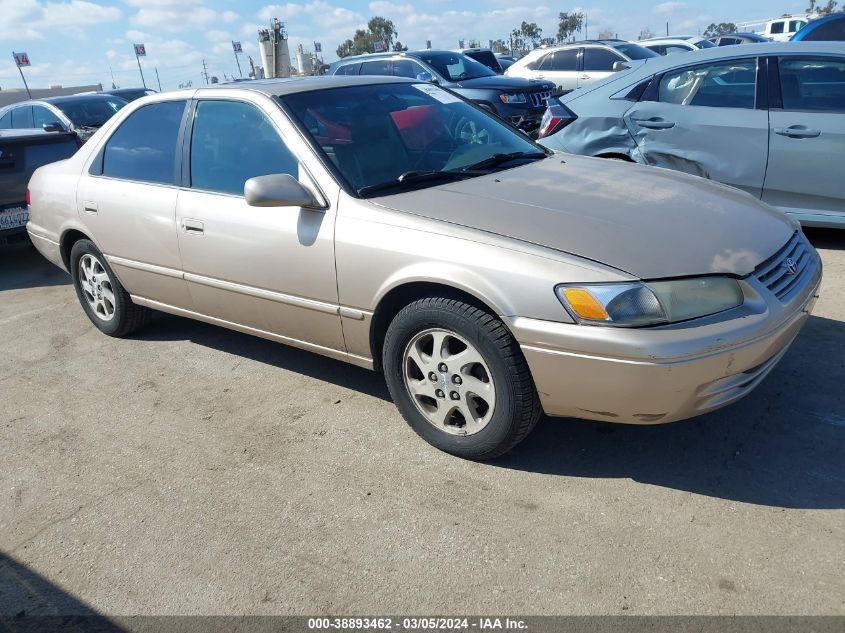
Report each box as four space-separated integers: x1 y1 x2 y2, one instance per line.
383 297 541 460
70 239 150 337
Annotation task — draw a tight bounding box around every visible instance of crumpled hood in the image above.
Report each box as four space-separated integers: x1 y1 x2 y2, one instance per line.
372 155 795 279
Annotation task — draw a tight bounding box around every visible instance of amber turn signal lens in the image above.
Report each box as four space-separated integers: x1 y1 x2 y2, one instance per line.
561 288 609 320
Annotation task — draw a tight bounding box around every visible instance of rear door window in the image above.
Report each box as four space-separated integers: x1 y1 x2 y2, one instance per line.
101 100 186 184
544 49 579 71
582 48 623 71
770 21 785 34
658 58 757 108
778 57 845 112
11 106 34 129
190 100 298 196
0 112 11 128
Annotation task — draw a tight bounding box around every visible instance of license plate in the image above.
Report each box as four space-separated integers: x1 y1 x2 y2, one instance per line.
0 204 28 231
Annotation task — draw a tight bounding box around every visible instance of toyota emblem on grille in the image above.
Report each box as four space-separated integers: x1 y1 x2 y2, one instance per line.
783 257 798 275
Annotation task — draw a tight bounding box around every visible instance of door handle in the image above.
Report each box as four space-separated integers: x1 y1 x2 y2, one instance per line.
580 75 591 80
181 219 204 234
773 125 821 139
535 74 545 79
632 117 676 130
82 201 98 214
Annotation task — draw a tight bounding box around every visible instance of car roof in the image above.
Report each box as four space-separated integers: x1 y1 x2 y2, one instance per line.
638 37 696 44
334 49 465 63
589 40 845 77
42 93 128 105
208 75 419 97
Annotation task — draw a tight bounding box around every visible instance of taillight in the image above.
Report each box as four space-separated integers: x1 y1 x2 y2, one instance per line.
538 103 578 139
26 189 31 206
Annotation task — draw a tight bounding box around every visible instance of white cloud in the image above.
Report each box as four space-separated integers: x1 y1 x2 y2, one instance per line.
0 0 121 40
126 0 239 32
654 2 687 14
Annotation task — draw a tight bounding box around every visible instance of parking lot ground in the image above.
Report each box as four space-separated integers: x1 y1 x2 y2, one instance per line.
1 230 843 616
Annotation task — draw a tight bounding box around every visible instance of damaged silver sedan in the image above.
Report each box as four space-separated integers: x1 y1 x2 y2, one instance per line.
538 42 845 228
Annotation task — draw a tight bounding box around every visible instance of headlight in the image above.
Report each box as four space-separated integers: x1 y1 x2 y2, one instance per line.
499 93 527 104
556 278 744 327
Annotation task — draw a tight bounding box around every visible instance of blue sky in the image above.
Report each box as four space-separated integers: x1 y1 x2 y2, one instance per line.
0 0 809 90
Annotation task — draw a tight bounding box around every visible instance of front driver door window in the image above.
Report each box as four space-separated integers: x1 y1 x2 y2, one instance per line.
625 57 769 197
176 99 343 352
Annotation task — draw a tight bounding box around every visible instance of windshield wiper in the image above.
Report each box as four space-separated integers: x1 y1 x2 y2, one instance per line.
357 170 480 197
460 151 548 172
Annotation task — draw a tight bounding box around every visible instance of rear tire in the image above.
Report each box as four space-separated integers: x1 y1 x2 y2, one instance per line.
70 239 150 337
383 297 541 460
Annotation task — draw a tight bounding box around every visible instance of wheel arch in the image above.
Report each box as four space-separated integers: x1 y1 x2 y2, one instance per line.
369 279 510 371
60 227 93 271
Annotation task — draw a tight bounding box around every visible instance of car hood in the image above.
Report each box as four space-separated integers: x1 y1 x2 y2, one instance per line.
372 155 795 279
455 75 554 92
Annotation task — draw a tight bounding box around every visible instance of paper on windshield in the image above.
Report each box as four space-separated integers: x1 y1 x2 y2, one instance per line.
414 84 462 104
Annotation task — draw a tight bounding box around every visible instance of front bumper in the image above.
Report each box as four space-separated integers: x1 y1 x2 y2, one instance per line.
508 248 822 424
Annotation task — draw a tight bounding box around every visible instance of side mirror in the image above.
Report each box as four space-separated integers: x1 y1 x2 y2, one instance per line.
42 121 66 133
416 72 438 84
612 61 629 72
244 174 322 209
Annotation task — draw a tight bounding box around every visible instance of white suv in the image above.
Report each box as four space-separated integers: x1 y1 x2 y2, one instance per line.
505 40 658 91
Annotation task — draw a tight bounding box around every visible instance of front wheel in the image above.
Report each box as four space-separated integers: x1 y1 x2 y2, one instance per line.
383 297 541 460
70 239 150 337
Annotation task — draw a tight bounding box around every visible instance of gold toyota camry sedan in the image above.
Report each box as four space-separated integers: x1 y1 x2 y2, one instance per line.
27 76 822 459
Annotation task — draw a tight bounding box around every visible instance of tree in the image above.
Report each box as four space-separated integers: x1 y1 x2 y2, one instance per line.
510 21 543 54
808 0 838 14
491 39 508 53
637 27 655 40
703 22 738 37
597 29 615 40
335 16 403 57
468 39 480 48
557 11 585 43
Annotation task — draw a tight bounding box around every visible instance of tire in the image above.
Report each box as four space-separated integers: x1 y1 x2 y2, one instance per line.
70 239 151 337
383 297 542 460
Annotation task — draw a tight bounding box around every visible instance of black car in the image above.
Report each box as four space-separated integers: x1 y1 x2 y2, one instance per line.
328 51 555 134
102 87 158 102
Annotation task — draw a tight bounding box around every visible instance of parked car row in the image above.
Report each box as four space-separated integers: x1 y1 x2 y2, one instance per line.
25 75 822 459
328 50 555 135
536 41 845 229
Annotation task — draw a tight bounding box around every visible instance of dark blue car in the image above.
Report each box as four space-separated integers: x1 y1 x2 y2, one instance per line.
328 51 555 135
792 12 845 41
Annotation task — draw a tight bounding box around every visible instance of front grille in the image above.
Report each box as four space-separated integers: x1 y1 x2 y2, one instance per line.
753 232 817 302
529 91 552 108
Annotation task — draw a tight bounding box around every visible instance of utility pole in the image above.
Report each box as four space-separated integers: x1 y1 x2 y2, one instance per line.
109 65 117 89
155 66 162 91
201 59 209 85
666 21 670 36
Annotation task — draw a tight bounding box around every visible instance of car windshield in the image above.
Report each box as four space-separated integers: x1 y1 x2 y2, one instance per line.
611 43 660 59
281 82 548 197
413 52 497 81
53 97 127 127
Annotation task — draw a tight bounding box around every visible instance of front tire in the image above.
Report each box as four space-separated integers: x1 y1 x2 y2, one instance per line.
383 297 541 460
70 239 150 337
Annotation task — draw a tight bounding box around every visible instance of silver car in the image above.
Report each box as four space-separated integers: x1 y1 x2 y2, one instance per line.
27 77 821 459
537 42 845 228
0 94 127 142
